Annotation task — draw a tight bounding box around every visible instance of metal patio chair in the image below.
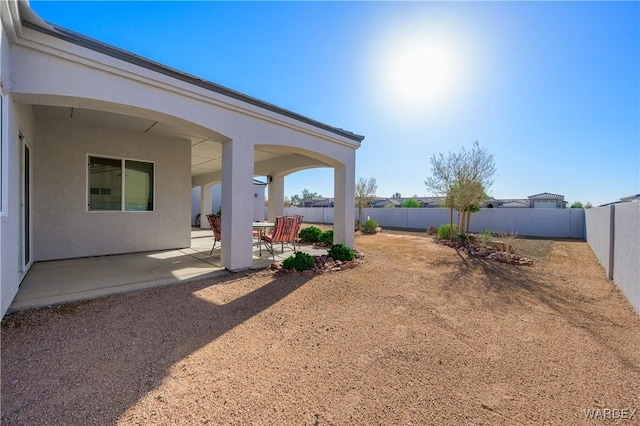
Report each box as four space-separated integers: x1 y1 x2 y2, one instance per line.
259 215 301 259
206 214 222 255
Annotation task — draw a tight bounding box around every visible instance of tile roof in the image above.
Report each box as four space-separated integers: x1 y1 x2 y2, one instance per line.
500 200 530 208
527 192 564 200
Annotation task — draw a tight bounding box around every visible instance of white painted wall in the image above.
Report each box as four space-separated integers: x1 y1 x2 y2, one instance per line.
33 109 191 260
0 12 12 318
191 182 265 226
585 205 614 277
0 99 37 317
212 184 222 217
612 202 640 314
586 203 640 314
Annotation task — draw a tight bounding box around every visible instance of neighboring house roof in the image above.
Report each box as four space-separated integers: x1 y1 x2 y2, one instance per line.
301 197 333 207
253 179 267 186
500 200 530 208
303 193 572 208
20 17 364 144
412 199 432 207
620 194 640 202
484 198 530 208
599 194 640 207
371 198 401 207
528 192 564 200
369 197 445 207
413 197 446 207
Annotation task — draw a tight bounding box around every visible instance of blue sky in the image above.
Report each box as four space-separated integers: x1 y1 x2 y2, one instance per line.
30 1 639 206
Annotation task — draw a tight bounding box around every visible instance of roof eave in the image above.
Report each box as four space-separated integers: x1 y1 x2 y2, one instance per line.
20 18 365 144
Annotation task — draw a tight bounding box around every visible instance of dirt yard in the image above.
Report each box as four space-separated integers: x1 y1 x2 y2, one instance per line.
2 230 639 425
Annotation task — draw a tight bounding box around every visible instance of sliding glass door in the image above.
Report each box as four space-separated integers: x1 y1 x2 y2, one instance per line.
20 133 31 273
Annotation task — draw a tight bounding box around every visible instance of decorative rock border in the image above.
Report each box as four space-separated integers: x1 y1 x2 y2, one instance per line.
433 238 534 266
268 251 365 275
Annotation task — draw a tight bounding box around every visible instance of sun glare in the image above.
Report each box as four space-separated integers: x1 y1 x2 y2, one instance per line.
370 27 467 119
388 39 457 104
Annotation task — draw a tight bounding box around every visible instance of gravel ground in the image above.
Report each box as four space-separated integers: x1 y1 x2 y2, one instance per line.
2 231 639 425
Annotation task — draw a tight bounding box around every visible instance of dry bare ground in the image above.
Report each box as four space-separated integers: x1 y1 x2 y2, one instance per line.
2 230 639 425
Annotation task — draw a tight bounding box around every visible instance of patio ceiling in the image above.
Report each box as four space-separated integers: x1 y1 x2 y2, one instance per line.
33 105 300 178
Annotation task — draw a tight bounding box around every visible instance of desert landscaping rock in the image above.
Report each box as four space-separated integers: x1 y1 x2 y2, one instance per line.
434 237 535 266
268 251 365 274
1 230 638 425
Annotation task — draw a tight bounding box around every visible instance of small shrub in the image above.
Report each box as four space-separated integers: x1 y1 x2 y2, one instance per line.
282 251 315 271
328 243 355 262
318 229 333 245
401 198 420 208
458 232 474 242
480 228 493 244
495 231 519 253
426 226 438 236
438 224 458 239
298 226 323 242
362 219 379 233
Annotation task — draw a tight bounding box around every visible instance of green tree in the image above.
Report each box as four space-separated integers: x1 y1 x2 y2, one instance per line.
392 192 402 199
570 201 584 209
288 188 321 207
355 177 378 228
401 198 420 208
301 188 320 200
451 179 488 233
425 150 460 238
425 141 496 237
451 142 495 233
289 194 301 207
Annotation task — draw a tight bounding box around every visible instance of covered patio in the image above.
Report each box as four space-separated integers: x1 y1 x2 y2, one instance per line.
8 226 331 313
0 1 363 318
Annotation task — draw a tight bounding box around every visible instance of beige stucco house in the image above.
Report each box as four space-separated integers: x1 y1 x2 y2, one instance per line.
0 1 363 317
527 192 567 208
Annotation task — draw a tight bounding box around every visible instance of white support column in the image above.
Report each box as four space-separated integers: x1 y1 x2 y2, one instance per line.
267 175 285 222
221 138 254 271
333 155 356 248
200 184 213 229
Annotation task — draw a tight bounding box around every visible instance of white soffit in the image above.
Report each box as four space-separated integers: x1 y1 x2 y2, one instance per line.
32 105 325 178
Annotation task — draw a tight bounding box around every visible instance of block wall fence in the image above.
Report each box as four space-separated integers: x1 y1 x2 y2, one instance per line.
585 202 640 314
284 207 586 238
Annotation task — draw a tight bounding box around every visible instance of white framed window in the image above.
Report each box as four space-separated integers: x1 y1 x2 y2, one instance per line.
87 155 155 212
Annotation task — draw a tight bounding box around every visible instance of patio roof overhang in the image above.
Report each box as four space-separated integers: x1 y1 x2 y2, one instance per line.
4 1 363 273
30 105 337 184
16 2 364 143
10 1 364 184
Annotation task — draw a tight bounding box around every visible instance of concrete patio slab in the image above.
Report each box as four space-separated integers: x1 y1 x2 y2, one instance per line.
8 228 330 313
